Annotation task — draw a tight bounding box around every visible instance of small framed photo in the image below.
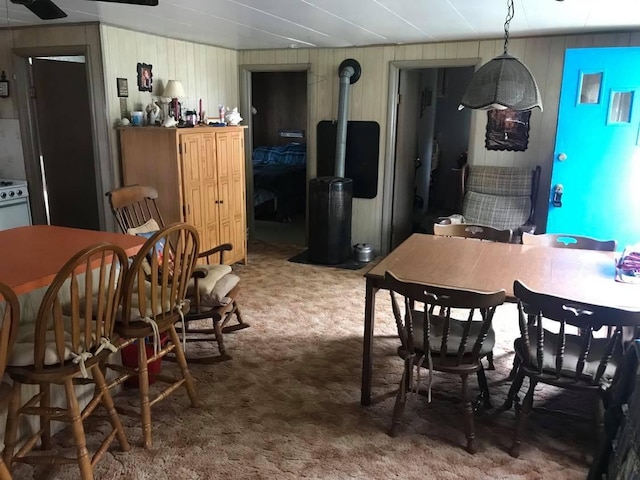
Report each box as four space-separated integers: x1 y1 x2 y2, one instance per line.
137 63 153 92
116 77 128 98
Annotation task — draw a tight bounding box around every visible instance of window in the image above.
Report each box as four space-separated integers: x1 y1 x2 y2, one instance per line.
609 91 633 124
579 72 602 104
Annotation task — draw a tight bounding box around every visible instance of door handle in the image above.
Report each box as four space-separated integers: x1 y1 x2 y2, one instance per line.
552 184 563 207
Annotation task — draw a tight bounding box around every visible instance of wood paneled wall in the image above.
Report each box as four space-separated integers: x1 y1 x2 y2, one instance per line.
240 31 640 251
100 25 240 185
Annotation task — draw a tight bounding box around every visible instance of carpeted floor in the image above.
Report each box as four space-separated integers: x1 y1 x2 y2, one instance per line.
12 241 594 479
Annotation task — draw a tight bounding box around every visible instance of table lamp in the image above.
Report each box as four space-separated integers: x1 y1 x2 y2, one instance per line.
162 80 186 121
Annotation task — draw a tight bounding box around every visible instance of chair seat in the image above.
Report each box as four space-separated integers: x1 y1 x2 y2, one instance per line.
410 311 495 357
463 191 531 231
114 302 190 340
514 326 622 385
8 318 107 368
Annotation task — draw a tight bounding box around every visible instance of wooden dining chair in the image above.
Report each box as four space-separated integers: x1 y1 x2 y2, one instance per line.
506 280 640 458
385 271 506 454
522 232 617 251
3 244 130 480
509 232 619 376
107 185 248 363
0 283 20 480
433 222 512 370
106 223 202 448
433 223 513 243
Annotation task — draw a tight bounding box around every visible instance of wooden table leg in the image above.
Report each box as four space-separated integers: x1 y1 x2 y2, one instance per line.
361 278 378 406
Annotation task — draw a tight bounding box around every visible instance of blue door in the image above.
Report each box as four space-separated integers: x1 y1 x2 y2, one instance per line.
546 47 640 250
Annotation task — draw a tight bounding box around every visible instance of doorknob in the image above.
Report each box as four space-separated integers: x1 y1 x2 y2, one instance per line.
558 153 567 161
552 184 564 207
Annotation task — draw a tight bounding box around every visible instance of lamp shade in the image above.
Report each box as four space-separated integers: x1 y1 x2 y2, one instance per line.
459 54 543 112
163 80 186 98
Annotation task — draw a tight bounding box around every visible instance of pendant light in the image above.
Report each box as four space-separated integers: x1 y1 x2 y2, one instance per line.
459 0 543 112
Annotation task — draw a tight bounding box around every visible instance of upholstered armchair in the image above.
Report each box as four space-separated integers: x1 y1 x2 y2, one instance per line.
440 164 541 243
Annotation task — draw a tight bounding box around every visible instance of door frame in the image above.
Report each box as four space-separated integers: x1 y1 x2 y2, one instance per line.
238 63 311 239
381 58 481 255
11 44 112 230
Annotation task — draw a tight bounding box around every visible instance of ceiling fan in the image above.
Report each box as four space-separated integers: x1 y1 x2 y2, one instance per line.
10 0 158 20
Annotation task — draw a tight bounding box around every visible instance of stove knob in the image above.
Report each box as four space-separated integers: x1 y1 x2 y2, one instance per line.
8 191 14 197
16 190 22 196
0 192 5 199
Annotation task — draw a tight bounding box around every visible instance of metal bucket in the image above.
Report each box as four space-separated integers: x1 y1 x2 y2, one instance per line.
353 243 375 263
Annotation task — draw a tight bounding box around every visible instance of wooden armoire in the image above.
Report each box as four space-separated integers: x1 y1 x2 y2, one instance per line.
118 126 247 265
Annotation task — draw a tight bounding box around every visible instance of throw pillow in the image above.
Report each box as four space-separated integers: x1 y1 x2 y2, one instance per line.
135 231 175 278
126 219 161 276
200 273 240 307
126 218 160 236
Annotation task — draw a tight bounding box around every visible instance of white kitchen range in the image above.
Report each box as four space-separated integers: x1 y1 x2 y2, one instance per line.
0 179 31 231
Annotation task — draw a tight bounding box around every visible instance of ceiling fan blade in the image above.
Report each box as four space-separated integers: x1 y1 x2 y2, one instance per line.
10 0 67 19
86 0 159 5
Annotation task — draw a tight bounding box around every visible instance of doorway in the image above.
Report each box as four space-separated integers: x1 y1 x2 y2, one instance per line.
26 55 100 230
388 64 475 250
249 70 308 246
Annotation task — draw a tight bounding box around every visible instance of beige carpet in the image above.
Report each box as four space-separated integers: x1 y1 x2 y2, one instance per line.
12 241 593 479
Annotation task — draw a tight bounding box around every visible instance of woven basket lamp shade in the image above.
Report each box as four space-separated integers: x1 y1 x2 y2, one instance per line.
459 0 542 112
459 53 542 111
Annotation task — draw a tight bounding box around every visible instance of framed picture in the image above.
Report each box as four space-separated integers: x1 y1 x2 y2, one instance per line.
137 63 153 92
485 109 531 151
116 77 128 98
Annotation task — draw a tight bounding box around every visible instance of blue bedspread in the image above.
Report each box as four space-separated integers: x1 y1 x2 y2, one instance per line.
252 143 306 166
253 144 306 220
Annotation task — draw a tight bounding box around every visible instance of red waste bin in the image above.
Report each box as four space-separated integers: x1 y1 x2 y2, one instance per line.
120 333 168 388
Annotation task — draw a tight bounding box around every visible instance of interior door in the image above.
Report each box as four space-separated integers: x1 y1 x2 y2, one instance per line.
547 47 640 250
32 57 100 230
391 69 421 250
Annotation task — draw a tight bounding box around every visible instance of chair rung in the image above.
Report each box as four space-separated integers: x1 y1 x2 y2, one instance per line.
92 428 119 466
14 429 44 458
14 454 77 466
21 391 46 410
149 379 185 407
21 406 68 421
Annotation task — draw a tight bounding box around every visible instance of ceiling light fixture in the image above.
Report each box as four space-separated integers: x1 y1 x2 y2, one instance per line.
459 0 543 112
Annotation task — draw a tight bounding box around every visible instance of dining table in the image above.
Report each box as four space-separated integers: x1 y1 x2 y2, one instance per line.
360 233 640 406
0 224 145 295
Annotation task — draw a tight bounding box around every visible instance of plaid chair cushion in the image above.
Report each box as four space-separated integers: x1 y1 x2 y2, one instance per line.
466 166 534 197
463 191 531 231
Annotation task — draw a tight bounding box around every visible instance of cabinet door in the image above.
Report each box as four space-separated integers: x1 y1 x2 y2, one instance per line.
201 133 220 253
180 134 206 247
216 130 246 264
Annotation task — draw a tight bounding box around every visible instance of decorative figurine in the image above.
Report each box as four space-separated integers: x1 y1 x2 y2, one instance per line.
224 107 243 126
146 102 163 126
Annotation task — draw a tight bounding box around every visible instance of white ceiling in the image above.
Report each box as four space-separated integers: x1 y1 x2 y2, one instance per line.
2 0 640 51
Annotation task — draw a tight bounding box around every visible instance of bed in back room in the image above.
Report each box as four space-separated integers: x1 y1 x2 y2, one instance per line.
252 138 306 222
